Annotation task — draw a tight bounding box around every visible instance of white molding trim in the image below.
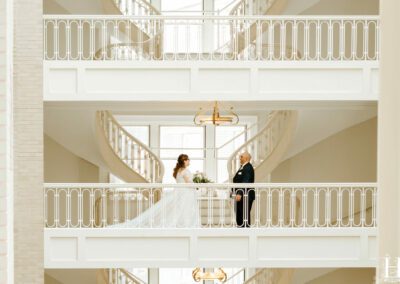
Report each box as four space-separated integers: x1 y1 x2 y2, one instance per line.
44 227 378 268
44 61 379 102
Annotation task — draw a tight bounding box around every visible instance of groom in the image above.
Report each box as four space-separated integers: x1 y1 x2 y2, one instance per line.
232 151 255 228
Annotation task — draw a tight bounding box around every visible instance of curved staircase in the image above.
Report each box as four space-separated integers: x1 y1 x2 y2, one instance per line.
96 110 164 183
227 0 293 58
230 0 280 16
228 110 298 181
200 110 298 227
244 268 294 284
99 0 289 60
99 268 147 284
98 0 163 60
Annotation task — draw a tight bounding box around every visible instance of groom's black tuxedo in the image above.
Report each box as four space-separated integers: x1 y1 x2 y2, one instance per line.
232 163 255 227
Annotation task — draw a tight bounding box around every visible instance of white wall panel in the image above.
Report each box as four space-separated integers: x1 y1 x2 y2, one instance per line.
370 68 379 97
257 236 359 260
48 68 77 95
197 69 250 94
258 69 362 95
85 68 191 94
45 228 377 269
85 237 190 261
50 238 78 262
368 236 377 260
197 237 249 261
44 61 379 102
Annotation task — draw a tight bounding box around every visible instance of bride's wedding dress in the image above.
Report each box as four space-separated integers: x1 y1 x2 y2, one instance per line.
111 168 200 228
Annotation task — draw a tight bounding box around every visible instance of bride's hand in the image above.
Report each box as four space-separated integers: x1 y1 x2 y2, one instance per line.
183 175 192 183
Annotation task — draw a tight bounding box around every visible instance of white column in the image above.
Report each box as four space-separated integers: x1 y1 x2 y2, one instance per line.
202 0 215 53
0 0 13 283
378 0 400 282
150 123 160 158
13 0 43 282
205 125 217 181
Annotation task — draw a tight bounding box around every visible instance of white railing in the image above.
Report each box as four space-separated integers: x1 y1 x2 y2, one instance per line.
44 183 377 229
43 15 380 61
114 0 162 40
106 268 147 284
97 111 164 183
230 0 275 16
228 111 297 179
224 268 245 284
114 0 160 17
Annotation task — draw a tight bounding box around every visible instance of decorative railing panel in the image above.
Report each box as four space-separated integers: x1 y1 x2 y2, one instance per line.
44 183 377 229
43 15 379 61
97 111 164 183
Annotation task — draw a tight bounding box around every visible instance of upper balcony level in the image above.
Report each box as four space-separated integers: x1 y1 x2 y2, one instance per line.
43 14 380 102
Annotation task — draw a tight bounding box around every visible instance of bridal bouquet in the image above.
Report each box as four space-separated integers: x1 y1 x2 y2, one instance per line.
192 171 212 183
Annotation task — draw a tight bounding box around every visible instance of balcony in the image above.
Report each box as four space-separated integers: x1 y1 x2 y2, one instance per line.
44 183 378 268
43 15 380 102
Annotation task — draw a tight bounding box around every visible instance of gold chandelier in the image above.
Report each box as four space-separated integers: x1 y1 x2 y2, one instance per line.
192 268 227 282
194 101 239 126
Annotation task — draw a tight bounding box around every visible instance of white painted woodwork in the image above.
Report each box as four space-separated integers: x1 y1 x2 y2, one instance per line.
44 61 379 102
44 227 377 268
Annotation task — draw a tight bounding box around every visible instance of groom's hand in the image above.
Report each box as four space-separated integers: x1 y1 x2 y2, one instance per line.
235 195 242 202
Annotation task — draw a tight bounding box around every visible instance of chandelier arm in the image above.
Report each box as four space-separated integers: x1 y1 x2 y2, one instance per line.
193 103 239 126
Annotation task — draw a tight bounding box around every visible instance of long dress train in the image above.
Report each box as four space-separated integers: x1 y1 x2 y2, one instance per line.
110 168 200 228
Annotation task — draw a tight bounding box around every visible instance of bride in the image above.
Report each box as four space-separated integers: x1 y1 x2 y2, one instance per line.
111 154 200 228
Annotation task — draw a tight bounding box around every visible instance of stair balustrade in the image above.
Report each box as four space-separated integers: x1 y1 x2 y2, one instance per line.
223 268 245 284
230 0 276 17
104 268 147 284
97 111 164 183
228 111 298 181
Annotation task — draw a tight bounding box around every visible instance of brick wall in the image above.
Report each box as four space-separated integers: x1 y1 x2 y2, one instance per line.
13 0 43 282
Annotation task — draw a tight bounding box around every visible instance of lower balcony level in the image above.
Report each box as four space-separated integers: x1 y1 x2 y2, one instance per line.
44 183 377 268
